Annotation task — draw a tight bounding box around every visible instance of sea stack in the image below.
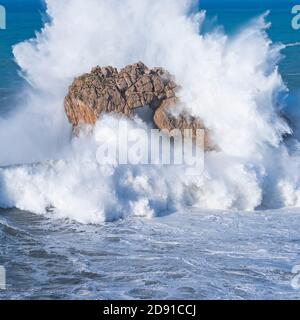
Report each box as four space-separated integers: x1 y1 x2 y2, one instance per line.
64 62 214 150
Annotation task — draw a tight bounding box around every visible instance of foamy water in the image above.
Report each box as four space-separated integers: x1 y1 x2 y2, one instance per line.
1 207 300 299
286 42 300 47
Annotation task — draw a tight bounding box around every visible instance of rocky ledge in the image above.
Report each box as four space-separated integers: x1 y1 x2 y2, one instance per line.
64 62 214 150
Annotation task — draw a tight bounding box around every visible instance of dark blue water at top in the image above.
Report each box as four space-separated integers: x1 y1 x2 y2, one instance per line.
0 1 299 88
0 0 44 96
0 1 299 97
202 3 300 92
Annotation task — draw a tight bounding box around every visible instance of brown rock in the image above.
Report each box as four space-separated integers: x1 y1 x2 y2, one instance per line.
64 62 214 150
153 97 215 150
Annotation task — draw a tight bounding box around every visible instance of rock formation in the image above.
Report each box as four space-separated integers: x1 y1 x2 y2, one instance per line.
64 62 214 150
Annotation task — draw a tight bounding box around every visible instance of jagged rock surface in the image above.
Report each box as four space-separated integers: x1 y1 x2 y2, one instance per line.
153 97 213 149
64 62 213 150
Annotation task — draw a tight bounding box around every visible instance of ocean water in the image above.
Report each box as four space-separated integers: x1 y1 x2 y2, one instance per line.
1 207 300 299
205 8 300 91
0 0 44 114
1 0 300 300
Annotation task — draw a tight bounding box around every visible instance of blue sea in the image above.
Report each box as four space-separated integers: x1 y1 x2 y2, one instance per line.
1 1 299 93
1 0 300 300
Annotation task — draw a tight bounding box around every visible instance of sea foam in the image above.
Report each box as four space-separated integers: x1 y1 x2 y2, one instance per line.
0 0 300 223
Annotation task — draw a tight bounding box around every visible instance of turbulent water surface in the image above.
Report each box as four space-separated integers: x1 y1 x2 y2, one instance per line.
1 208 300 299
